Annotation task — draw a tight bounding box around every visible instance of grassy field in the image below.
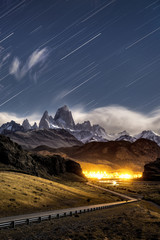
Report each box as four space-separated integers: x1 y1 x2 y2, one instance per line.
0 172 121 217
95 179 160 205
0 201 160 240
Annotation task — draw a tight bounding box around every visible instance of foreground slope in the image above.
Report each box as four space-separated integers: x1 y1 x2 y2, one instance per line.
0 201 160 240
0 172 120 217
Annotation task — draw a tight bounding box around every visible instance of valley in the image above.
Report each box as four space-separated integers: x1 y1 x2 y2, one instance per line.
0 106 160 240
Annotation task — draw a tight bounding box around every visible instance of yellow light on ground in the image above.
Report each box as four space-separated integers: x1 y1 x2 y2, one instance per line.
112 180 117 186
83 170 142 180
118 173 132 179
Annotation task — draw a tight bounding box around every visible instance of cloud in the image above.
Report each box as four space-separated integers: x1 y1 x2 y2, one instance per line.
1 105 160 135
9 57 20 77
0 112 40 126
28 48 48 69
0 53 11 69
9 47 49 80
72 105 160 134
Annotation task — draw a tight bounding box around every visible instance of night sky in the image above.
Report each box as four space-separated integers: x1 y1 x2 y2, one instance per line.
1 0 160 120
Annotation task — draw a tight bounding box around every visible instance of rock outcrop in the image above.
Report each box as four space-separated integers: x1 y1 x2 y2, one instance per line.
54 105 75 129
39 111 50 129
22 119 31 131
143 158 160 180
32 122 38 130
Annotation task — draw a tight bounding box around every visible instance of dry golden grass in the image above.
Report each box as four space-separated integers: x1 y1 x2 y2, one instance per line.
0 172 120 217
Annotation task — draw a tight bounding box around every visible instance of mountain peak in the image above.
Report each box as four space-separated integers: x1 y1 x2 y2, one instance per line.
32 122 38 130
43 110 49 117
22 119 31 131
54 105 75 129
39 110 50 129
61 105 69 111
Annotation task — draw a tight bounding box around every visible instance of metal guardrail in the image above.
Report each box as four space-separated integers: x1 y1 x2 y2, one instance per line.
0 199 137 229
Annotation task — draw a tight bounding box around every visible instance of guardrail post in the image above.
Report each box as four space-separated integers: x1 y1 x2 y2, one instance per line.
27 219 30 225
70 211 72 216
75 210 77 214
79 210 82 214
12 221 15 228
84 209 86 213
56 214 59 219
49 215 52 220
64 212 66 217
38 217 41 223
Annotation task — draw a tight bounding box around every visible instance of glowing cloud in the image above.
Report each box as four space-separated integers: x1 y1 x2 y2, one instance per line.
72 105 160 134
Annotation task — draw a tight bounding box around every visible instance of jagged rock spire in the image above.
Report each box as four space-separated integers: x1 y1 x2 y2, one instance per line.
39 110 50 129
54 105 75 129
22 119 31 131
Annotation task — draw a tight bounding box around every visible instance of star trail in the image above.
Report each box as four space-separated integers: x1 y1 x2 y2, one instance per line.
0 0 160 119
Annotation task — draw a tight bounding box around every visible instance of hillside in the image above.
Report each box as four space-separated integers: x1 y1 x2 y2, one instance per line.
33 139 160 172
0 172 121 217
5 128 82 149
0 135 83 179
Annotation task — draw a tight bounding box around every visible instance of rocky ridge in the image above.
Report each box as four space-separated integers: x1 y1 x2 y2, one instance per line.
1 106 160 146
36 138 160 172
0 135 83 179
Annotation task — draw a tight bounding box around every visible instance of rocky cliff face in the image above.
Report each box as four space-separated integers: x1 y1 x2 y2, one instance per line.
0 135 84 179
32 122 38 130
22 119 31 131
39 106 108 143
39 111 50 129
54 105 75 129
143 158 160 180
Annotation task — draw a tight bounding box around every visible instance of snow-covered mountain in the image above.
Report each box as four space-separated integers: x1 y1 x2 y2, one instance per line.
116 134 136 142
115 130 160 146
39 105 108 143
134 130 160 145
105 131 130 141
0 120 24 134
0 119 38 134
1 106 160 146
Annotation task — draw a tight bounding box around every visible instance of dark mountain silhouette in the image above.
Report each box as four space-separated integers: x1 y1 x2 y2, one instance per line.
0 135 84 179
4 128 82 149
143 158 160 180
33 139 160 172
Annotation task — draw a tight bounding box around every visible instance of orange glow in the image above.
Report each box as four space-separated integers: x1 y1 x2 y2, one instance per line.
83 170 142 180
